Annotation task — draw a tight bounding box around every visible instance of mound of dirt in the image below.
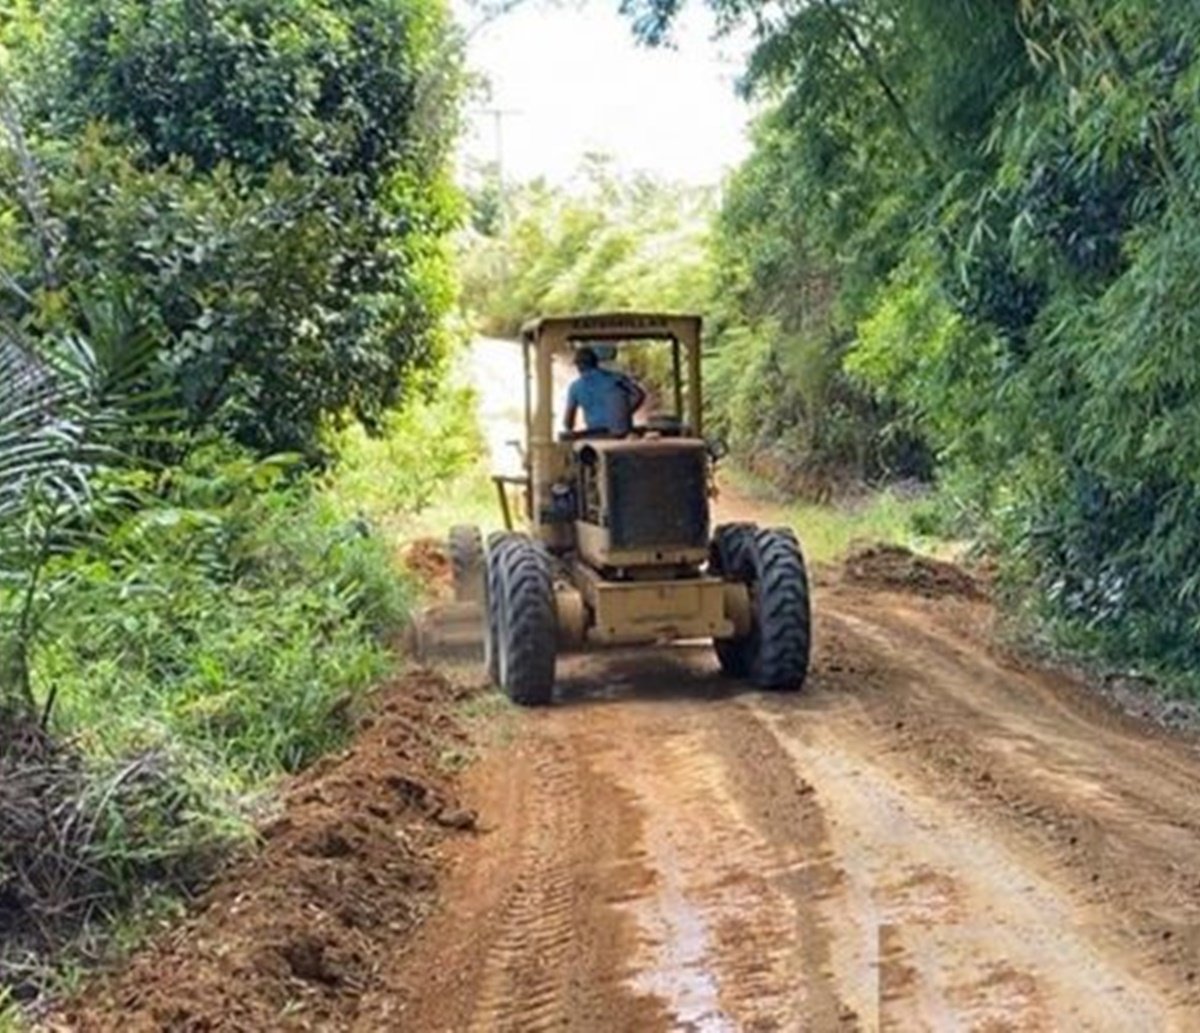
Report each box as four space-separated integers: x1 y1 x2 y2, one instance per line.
55 670 481 1033
402 538 452 595
843 543 984 601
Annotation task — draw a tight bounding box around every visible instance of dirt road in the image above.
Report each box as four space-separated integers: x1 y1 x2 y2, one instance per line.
383 339 1200 1031
384 566 1200 1031
60 339 1200 1031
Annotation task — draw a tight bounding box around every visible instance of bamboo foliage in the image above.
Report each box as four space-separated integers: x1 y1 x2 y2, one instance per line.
621 0 1200 682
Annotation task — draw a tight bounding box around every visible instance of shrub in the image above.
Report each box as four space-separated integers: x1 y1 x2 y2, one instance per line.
1 445 421 997
2 0 465 459
38 446 410 781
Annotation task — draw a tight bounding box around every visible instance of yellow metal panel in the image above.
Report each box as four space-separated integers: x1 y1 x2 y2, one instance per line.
576 567 732 644
575 521 708 570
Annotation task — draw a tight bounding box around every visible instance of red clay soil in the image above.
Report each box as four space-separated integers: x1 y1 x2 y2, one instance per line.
363 562 1200 1031
400 539 452 597
53 670 479 1033
842 541 985 600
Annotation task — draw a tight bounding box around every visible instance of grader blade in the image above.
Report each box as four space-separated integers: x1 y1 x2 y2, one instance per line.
406 601 485 664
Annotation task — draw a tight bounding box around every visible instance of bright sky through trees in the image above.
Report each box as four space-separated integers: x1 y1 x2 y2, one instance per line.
455 1 752 186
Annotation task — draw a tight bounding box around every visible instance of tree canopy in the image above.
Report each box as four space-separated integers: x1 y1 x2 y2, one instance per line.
619 0 1200 682
2 0 464 457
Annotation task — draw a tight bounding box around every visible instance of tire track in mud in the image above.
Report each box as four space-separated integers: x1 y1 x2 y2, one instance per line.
404 343 1200 1029
740 586 1200 1030
587 707 832 1031
553 650 875 1032
559 644 1162 1030
549 608 1200 1030
382 717 664 1033
748 700 1159 1030
811 592 1200 1012
688 702 859 1031
387 574 1200 1031
469 745 583 1032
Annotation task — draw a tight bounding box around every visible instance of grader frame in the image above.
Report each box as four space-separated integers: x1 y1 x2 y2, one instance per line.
449 312 812 706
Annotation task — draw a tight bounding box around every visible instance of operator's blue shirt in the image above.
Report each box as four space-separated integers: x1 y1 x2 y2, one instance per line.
567 367 636 434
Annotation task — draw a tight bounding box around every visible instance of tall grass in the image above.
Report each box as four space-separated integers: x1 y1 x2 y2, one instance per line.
40 459 409 785
723 467 936 564
786 494 928 565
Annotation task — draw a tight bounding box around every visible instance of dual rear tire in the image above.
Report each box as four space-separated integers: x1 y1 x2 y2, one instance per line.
710 523 811 690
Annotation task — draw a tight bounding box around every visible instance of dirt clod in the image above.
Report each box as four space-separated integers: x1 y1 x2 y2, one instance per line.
434 805 478 830
401 538 452 594
279 935 341 987
843 542 984 600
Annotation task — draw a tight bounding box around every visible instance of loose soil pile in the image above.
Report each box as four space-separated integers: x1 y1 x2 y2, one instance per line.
842 542 984 600
400 539 452 597
54 670 480 1033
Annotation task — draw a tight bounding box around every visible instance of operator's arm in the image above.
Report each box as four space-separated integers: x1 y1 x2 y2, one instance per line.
621 375 647 414
564 382 579 433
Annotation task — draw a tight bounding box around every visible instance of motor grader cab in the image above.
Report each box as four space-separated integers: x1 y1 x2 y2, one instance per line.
449 312 811 706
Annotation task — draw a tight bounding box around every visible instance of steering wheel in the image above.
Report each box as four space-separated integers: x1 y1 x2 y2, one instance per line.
558 428 619 443
629 416 686 438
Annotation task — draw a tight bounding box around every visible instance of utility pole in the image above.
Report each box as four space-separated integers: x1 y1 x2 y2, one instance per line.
476 107 521 229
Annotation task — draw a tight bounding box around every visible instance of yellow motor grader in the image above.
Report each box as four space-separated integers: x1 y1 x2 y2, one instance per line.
449 312 811 705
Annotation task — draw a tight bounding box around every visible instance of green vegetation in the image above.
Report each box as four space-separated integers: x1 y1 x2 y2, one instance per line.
460 156 714 338
459 153 928 495
682 0 1200 690
460 0 1200 693
2 448 414 989
41 448 411 783
723 468 932 565
329 378 486 538
2 0 463 459
401 455 501 543
784 494 929 566
0 0 469 1001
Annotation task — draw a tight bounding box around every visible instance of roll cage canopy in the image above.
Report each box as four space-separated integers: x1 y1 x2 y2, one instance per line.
519 312 704 444
520 312 702 348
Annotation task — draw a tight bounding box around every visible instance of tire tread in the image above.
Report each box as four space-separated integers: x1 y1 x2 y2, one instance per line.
492 535 557 705
749 527 811 689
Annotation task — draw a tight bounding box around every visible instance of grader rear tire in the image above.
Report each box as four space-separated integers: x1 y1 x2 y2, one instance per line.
449 525 484 602
710 522 757 677
712 526 811 690
483 531 518 685
488 535 557 706
745 528 811 690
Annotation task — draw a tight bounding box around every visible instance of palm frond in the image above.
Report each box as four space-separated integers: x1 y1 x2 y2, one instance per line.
0 321 169 717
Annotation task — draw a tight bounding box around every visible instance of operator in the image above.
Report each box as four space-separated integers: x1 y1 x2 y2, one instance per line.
563 346 647 436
